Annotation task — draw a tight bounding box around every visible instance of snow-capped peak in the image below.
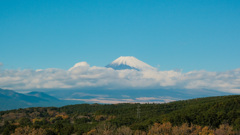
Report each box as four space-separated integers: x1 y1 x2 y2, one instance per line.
106 56 156 71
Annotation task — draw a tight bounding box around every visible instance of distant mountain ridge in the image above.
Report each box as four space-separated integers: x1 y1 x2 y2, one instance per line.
0 88 80 111
0 89 45 103
106 56 156 71
27 91 59 101
0 87 233 111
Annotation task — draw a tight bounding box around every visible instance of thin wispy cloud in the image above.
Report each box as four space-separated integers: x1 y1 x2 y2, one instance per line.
0 61 240 94
65 96 176 104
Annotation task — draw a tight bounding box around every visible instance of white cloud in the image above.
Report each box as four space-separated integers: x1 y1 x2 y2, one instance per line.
0 63 3 66
64 97 173 104
136 97 157 101
65 98 134 104
0 61 240 94
68 61 89 72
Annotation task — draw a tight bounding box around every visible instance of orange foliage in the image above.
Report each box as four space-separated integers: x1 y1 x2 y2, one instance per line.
198 126 214 135
172 123 191 135
11 126 47 135
134 130 147 135
12 122 20 126
32 118 43 124
190 125 203 135
55 114 69 119
147 122 232 135
116 126 133 135
148 122 172 135
95 115 108 121
86 129 96 135
47 109 57 116
214 124 235 135
106 115 116 121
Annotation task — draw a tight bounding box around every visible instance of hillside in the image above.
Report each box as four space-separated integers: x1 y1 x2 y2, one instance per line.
0 95 240 134
0 89 83 111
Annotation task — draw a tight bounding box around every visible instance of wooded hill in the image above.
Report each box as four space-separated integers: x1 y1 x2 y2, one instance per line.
0 95 240 135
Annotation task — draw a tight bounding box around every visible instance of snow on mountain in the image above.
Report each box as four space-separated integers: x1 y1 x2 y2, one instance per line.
106 56 156 71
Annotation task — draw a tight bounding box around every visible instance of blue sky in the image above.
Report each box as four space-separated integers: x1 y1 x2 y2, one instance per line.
0 0 240 72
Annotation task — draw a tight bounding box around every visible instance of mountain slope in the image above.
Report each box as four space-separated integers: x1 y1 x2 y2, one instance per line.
0 89 45 103
106 56 156 71
27 91 59 101
0 88 75 111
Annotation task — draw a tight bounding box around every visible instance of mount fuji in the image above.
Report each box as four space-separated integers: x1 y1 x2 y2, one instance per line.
106 56 156 71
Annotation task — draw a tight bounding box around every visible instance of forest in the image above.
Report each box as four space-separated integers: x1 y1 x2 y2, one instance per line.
0 95 240 135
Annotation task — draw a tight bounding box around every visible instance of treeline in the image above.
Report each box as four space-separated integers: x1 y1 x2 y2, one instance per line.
2 122 239 135
0 95 240 135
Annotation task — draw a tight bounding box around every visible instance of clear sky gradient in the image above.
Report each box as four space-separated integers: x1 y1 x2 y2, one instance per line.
1 0 240 72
